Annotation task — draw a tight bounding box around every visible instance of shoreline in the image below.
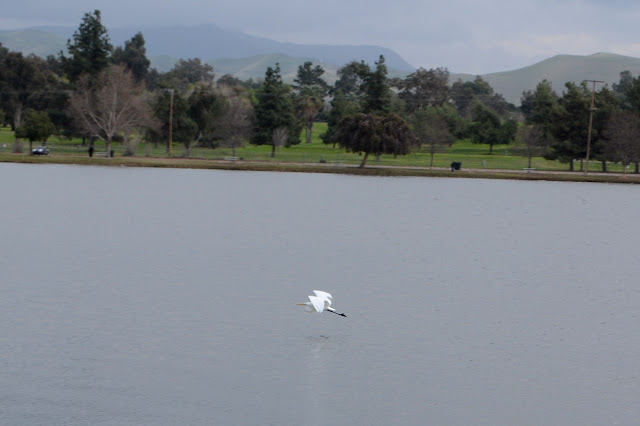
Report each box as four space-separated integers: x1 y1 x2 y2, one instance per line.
2 153 639 184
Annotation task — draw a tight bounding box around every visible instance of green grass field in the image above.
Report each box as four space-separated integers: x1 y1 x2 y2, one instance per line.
0 123 632 173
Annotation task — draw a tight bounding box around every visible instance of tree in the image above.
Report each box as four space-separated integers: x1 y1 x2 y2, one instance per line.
590 86 619 171
272 126 289 161
498 119 518 145
398 67 450 113
521 80 558 130
159 58 215 92
251 64 299 157
515 125 549 169
15 109 55 152
188 83 224 148
437 102 470 140
332 61 367 97
321 88 361 146
0 52 59 130
294 62 328 143
333 112 415 167
217 74 244 88
411 107 455 167
469 101 501 154
69 65 159 157
296 85 326 144
151 90 198 155
112 32 150 84
61 10 112 83
451 76 492 116
546 82 589 170
322 57 393 147
612 71 634 109
360 56 392 115
451 76 515 119
604 110 640 173
214 87 253 157
547 82 616 171
294 61 329 89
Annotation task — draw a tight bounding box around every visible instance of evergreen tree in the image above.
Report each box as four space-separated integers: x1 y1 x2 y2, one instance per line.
294 61 328 90
251 64 299 156
469 101 502 154
322 57 393 146
521 80 558 126
61 10 112 83
321 89 361 146
360 55 392 115
333 112 415 167
546 82 590 170
112 32 150 84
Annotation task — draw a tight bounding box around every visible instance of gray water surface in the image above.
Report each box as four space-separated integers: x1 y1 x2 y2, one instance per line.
1 163 639 425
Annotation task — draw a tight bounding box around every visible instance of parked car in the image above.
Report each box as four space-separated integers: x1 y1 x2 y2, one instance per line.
32 146 50 155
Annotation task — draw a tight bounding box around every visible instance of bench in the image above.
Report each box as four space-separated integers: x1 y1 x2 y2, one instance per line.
93 151 109 157
523 168 536 172
330 161 343 165
224 156 238 161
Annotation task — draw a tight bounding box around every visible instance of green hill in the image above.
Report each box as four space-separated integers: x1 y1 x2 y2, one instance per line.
452 53 640 105
0 29 67 56
3 27 640 105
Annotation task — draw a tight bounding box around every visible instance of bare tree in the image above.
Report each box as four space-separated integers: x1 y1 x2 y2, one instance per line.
272 126 289 161
604 110 640 174
123 128 146 156
411 108 454 167
214 88 253 157
516 124 550 169
69 64 160 156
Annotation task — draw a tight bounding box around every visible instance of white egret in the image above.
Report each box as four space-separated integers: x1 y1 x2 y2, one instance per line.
297 290 347 317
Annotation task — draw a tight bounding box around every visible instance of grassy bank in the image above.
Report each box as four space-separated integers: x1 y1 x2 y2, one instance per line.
3 151 639 184
2 124 639 184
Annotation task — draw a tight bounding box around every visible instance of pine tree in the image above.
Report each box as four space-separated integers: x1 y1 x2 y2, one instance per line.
112 32 150 84
251 64 299 156
61 10 112 84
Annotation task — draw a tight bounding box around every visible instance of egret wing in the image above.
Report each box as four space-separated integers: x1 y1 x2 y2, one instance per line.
313 290 333 303
308 295 326 313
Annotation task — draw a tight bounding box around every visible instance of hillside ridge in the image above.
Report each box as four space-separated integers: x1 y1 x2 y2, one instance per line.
2 27 640 104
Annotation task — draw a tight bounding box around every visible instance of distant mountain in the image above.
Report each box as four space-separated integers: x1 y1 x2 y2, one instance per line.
0 29 67 57
0 24 415 72
452 53 640 105
209 53 339 84
3 26 640 105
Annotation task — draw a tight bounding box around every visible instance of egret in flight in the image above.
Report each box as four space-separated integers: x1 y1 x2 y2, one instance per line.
298 290 347 317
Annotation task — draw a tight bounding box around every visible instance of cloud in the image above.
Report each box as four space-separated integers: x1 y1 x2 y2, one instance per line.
3 0 640 74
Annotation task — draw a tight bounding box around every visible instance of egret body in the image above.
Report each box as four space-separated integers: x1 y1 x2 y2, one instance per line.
297 290 347 317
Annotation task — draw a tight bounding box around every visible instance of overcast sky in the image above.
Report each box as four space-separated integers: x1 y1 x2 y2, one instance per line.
2 0 639 74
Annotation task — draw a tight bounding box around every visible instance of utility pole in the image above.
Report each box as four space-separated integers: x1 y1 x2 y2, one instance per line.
168 88 174 156
584 80 604 174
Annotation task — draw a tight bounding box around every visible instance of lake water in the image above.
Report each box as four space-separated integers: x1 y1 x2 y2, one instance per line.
1 163 639 425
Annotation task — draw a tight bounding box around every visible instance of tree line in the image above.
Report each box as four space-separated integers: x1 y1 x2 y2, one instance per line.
1 10 640 171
